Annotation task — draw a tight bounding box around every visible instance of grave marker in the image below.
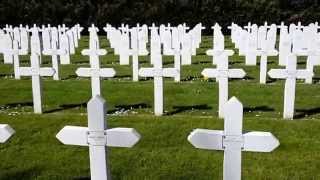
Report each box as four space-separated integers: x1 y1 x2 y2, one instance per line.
19 36 55 113
202 51 246 118
76 39 115 97
268 54 313 119
57 95 141 180
188 97 280 180
4 40 28 79
139 53 179 116
43 30 67 80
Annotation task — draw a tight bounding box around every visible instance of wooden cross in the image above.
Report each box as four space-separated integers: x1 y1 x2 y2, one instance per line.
76 39 115 97
268 54 313 119
57 95 140 180
188 97 280 180
202 51 246 118
139 53 179 116
19 37 55 113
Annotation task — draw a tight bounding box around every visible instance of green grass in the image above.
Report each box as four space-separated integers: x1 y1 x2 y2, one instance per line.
0 36 319 179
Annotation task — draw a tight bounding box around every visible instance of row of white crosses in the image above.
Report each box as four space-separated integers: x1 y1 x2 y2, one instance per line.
0 24 83 81
230 22 320 84
2 23 317 120
210 25 315 120
188 97 280 180
0 24 83 113
269 22 320 85
55 96 279 180
104 23 204 82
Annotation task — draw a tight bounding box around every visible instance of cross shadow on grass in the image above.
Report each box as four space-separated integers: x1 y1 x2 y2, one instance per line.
294 107 320 119
44 102 87 114
0 167 42 180
113 75 131 79
311 77 320 83
181 76 201 81
73 177 90 180
266 78 278 83
243 106 274 113
0 102 33 109
61 75 78 80
166 104 212 115
192 60 211 64
108 103 151 114
0 73 13 78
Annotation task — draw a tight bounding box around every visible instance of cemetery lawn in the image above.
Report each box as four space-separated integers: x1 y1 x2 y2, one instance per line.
0 36 320 180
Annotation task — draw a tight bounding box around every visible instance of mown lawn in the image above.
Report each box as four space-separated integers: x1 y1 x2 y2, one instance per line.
0 36 319 179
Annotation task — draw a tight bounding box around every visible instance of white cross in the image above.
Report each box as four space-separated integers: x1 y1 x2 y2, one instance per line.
43 38 67 80
277 22 287 29
20 27 29 52
2 33 14 64
19 39 55 113
4 40 28 79
119 24 128 33
202 50 246 118
295 34 320 84
13 27 21 47
76 39 116 97
42 28 51 52
172 27 182 82
268 54 313 119
130 28 140 81
149 23 159 32
207 25 225 64
244 22 252 32
59 24 69 34
244 33 259 65
278 27 291 66
0 124 15 143
119 30 131 65
139 54 179 116
56 95 141 180
181 33 192 65
66 30 75 55
188 97 280 180
59 33 71 64
251 39 278 84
